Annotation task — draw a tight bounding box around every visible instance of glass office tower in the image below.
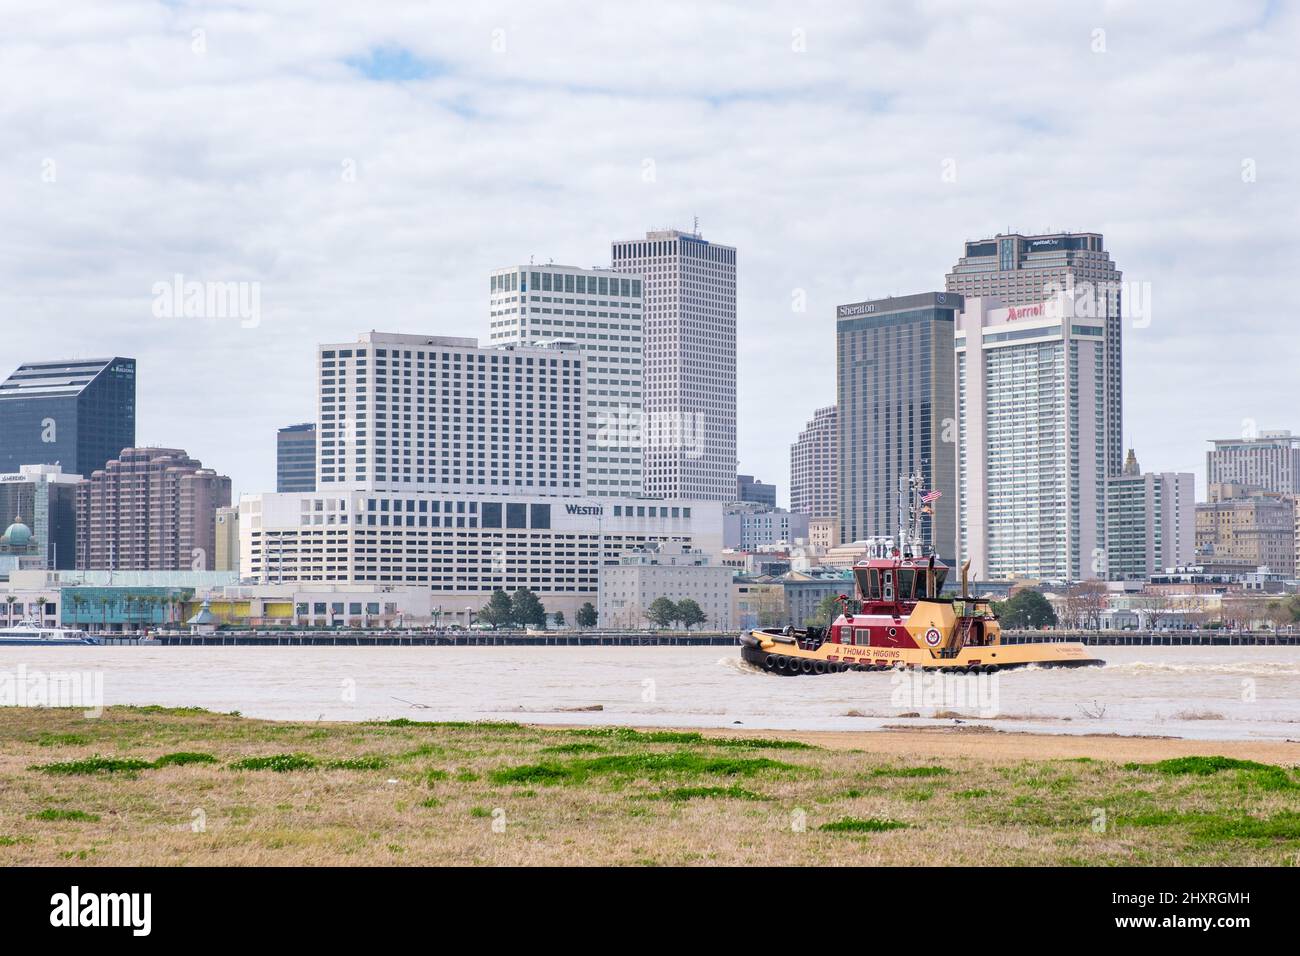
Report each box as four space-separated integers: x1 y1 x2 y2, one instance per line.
0 357 136 476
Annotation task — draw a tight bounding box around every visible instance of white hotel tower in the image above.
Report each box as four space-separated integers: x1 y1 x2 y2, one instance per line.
315 332 585 495
611 229 737 502
488 264 645 497
955 296 1107 582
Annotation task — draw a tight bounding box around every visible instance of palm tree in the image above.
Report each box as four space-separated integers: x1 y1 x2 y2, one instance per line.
4 595 16 625
70 593 87 626
35 596 48 622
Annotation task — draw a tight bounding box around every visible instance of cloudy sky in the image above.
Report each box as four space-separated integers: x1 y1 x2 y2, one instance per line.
3 0 1297 502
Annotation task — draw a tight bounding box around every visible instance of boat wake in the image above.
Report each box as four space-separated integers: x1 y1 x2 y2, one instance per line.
1104 660 1300 677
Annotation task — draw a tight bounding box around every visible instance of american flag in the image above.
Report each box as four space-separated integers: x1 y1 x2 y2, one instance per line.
921 489 942 503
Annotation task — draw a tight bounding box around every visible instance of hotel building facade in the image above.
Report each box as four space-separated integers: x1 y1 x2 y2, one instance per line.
611 230 737 501
836 293 959 558
955 296 1107 582
946 233 1124 477
239 490 723 623
488 264 645 498
316 332 585 496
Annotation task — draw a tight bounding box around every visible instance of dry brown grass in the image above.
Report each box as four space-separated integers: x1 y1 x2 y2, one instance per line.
1 707 1298 866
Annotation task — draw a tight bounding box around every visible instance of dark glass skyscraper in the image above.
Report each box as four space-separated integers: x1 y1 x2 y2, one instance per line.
836 293 960 558
277 422 317 492
0 357 136 477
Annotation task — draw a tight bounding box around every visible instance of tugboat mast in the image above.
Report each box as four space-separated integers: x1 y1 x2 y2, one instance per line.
897 473 930 559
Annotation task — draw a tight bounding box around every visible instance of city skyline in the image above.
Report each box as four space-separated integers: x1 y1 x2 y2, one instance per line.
3 3 1297 503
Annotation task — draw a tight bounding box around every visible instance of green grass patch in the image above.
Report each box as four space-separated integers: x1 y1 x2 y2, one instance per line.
30 756 154 776
870 765 950 778
541 743 606 755
490 751 797 786
954 788 993 799
1125 756 1282 776
229 754 317 772
324 756 388 770
35 733 90 747
469 806 491 818
819 817 910 833
655 785 765 802
152 751 218 768
1192 811 1300 842
29 808 100 822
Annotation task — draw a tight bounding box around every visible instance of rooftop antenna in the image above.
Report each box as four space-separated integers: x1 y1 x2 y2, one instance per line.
693 215 700 237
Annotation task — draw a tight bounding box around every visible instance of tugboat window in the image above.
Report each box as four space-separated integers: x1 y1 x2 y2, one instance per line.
896 569 916 600
882 571 894 602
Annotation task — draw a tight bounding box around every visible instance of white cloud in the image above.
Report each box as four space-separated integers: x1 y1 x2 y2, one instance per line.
1 0 1296 502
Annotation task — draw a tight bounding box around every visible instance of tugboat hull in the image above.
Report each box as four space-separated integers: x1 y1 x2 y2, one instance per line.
739 631 1102 675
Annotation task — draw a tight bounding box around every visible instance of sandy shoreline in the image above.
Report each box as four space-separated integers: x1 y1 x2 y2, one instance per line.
671 725 1300 763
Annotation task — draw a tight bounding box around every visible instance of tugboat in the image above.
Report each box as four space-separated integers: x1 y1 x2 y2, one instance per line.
739 476 1102 675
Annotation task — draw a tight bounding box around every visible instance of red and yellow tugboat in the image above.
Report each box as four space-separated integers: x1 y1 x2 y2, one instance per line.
739 476 1103 675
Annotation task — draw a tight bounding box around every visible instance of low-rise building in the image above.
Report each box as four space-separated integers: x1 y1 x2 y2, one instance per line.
781 571 852 627
723 508 809 550
731 576 786 629
598 544 732 630
1195 483 1295 576
242 490 723 625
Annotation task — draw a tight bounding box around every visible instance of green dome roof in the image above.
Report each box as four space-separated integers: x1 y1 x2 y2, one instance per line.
2 516 32 547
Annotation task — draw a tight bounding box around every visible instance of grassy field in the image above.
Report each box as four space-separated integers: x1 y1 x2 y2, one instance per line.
1 706 1298 865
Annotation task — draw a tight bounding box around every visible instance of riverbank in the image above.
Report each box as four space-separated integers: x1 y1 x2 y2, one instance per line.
2 707 1297 866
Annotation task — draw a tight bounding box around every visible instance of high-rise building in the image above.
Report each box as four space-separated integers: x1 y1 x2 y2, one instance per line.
75 447 231 571
1206 430 1300 496
277 423 317 493
1196 483 1295 575
611 229 737 501
736 474 776 508
836 293 959 557
315 332 584 496
488 263 644 497
0 464 81 570
214 505 240 573
790 405 837 518
0 357 136 476
1105 449 1195 581
947 233 1123 476
955 295 1107 581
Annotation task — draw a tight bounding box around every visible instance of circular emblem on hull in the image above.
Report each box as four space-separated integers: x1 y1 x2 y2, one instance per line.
924 627 943 647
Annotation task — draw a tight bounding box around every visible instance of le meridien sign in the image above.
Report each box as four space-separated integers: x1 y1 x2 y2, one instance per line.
565 504 603 515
